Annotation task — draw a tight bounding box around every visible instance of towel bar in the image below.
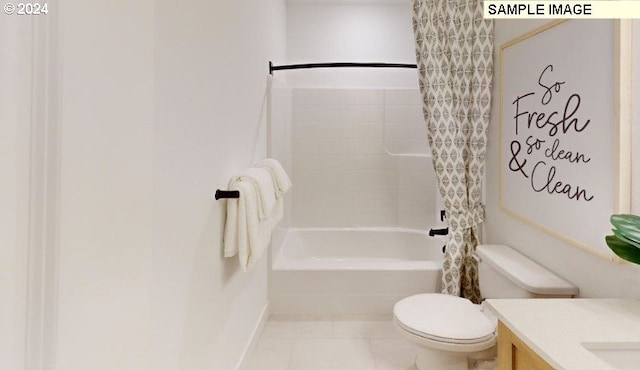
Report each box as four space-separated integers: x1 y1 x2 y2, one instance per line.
215 190 240 200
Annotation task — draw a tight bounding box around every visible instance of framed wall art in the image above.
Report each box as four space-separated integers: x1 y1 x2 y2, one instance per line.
499 20 632 260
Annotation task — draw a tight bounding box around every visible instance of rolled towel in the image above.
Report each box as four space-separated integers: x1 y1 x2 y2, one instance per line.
235 167 276 221
256 158 292 198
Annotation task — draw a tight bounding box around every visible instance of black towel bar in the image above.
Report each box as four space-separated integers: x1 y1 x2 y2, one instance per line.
215 190 240 200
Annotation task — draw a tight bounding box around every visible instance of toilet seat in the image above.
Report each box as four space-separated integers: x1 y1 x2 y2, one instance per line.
393 293 496 351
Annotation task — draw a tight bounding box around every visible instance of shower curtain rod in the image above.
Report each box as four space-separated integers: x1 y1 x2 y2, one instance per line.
268 61 417 75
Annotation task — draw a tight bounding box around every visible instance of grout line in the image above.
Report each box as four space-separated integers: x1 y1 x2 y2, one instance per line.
284 338 295 370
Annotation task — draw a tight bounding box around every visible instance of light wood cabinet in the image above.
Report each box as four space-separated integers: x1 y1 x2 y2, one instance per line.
497 321 555 370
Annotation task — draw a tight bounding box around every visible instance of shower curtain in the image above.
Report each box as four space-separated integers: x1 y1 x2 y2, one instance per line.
412 0 493 303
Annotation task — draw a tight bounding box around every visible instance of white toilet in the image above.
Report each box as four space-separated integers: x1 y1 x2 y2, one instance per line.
393 244 579 370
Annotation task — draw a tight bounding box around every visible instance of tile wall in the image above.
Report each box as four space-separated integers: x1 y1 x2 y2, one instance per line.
290 88 436 230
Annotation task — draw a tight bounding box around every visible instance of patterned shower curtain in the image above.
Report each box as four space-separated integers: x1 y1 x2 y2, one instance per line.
412 0 493 303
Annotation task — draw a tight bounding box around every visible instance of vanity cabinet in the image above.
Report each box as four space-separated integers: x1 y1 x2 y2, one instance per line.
490 299 640 370
497 321 555 370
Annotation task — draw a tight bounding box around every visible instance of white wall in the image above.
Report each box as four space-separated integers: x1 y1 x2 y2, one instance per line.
633 21 640 213
276 2 435 232
51 1 286 370
269 86 294 238
151 2 286 370
485 20 640 298
289 88 433 229
0 16 32 370
55 1 154 369
284 3 418 88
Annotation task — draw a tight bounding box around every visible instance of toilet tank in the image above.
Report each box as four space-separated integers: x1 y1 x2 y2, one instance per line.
476 245 579 299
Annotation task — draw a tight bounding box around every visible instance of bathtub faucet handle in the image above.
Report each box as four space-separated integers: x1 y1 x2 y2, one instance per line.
428 227 448 237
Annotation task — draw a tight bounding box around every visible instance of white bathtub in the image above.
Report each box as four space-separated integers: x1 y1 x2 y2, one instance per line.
269 228 444 315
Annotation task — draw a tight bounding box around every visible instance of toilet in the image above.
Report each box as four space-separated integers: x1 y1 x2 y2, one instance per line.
393 244 579 370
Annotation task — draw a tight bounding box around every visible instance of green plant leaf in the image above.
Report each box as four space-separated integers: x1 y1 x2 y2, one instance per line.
615 227 640 245
606 235 640 265
611 214 640 224
612 228 640 249
611 214 640 242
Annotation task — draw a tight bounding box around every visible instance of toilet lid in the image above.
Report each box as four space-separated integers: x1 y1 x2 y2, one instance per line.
393 294 495 344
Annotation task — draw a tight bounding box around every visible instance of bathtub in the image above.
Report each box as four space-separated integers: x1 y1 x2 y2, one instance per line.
269 228 444 315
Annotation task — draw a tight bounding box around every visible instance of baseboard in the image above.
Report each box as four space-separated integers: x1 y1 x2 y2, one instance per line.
235 302 269 370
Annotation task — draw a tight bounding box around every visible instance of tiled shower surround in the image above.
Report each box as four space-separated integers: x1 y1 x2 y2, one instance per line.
290 88 437 229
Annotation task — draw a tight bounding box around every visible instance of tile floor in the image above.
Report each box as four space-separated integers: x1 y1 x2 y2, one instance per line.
245 315 419 370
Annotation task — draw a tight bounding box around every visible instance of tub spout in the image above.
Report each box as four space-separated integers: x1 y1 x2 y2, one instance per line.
428 227 448 237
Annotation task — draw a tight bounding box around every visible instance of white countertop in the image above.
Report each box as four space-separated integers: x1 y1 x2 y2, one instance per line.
486 298 640 370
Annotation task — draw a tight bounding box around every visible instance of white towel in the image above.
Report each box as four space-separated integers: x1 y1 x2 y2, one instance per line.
223 179 247 259
256 158 292 198
223 178 282 271
235 167 276 221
